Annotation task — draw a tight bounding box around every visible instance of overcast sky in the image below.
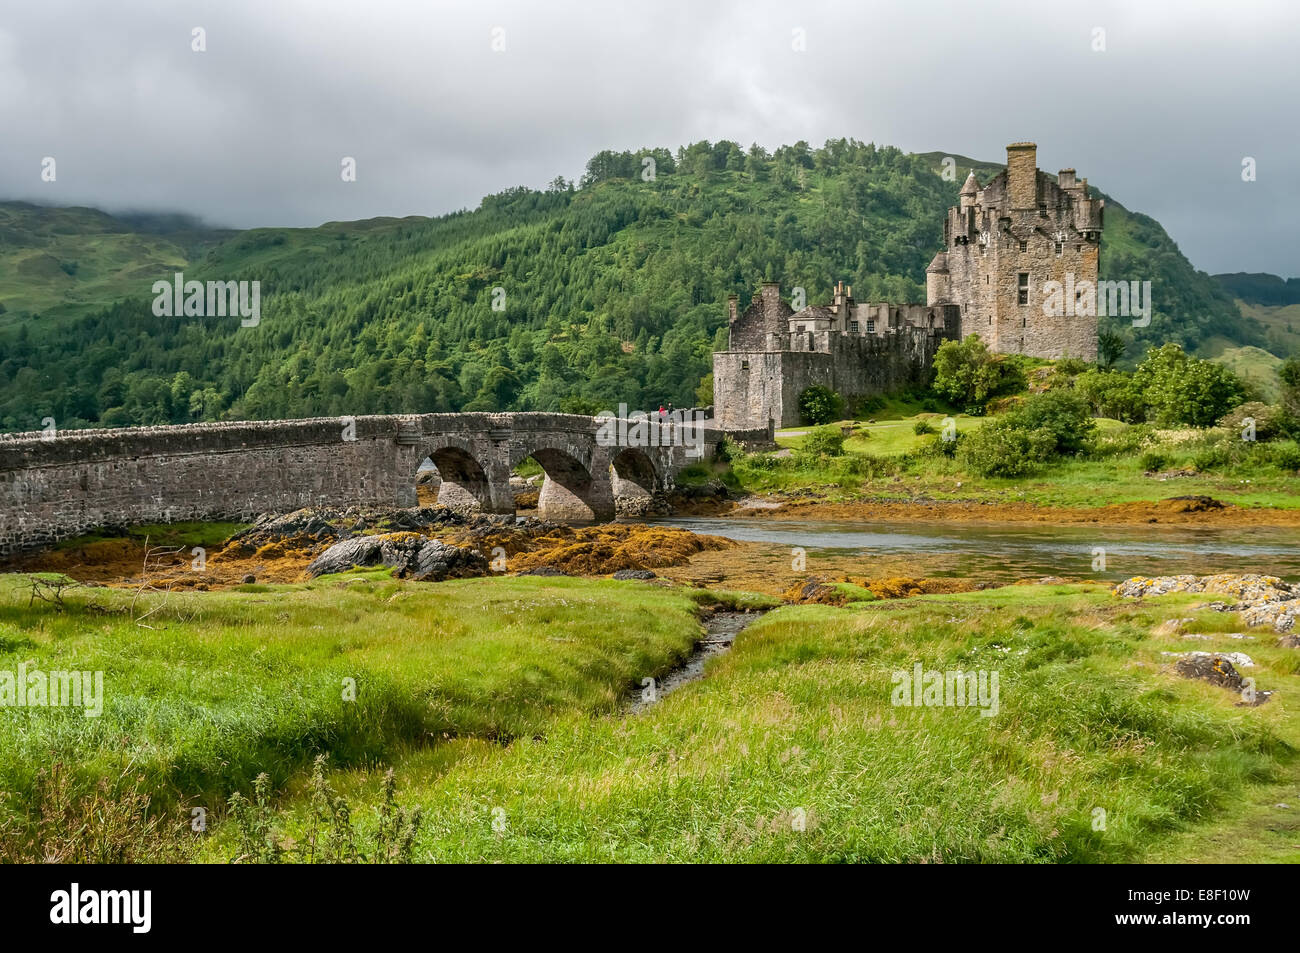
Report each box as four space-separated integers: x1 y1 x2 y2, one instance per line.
2 0 1296 275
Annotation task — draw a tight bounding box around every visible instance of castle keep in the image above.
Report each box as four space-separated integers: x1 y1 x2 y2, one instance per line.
713 143 1102 431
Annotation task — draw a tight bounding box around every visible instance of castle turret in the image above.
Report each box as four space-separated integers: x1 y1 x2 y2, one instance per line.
960 171 980 210
926 252 950 305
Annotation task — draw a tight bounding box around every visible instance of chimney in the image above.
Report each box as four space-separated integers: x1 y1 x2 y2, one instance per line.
1006 142 1038 209
1058 168 1077 190
760 282 783 331
727 293 738 324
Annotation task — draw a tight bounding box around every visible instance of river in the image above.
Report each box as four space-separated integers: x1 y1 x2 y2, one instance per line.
647 516 1300 583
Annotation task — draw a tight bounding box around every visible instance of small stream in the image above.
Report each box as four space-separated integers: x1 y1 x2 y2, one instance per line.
627 610 763 714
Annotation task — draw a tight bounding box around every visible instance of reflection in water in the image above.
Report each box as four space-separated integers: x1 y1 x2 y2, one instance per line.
648 517 1300 583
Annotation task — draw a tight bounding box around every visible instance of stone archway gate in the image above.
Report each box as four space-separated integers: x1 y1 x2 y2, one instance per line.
0 412 733 556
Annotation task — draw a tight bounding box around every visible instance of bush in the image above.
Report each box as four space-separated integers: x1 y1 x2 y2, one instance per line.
958 418 1055 477
931 336 1023 412
1138 451 1170 472
1133 343 1246 427
1217 402 1284 441
1055 357 1089 376
801 425 846 457
1009 390 1096 456
798 385 843 426
1075 368 1143 422
1270 444 1300 472
913 419 936 436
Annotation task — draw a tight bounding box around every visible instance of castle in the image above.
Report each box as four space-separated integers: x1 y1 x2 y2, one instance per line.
713 142 1104 431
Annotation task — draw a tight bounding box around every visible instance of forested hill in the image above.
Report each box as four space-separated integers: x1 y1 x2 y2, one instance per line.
0 139 1257 431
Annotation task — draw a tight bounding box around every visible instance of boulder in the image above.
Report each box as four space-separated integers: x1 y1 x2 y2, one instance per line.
611 569 656 580
306 532 486 581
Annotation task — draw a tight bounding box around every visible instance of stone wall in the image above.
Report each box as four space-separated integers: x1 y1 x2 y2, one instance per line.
713 324 953 431
0 413 715 555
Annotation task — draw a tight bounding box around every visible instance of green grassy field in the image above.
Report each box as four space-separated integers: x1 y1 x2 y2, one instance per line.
716 410 1300 509
0 571 756 860
1 568 1293 863
189 580 1299 863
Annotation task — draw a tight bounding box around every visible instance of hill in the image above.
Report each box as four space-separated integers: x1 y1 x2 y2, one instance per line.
0 202 234 324
0 140 1266 431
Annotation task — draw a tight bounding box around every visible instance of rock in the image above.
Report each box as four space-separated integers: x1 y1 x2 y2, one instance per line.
611 569 656 580
1038 575 1065 584
1152 617 1196 637
305 532 486 581
518 566 568 577
1242 598 1300 633
222 506 470 556
1116 574 1300 634
1171 652 1246 690
240 573 256 584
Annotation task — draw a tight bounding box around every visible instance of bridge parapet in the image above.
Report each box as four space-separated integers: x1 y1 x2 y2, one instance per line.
0 413 727 556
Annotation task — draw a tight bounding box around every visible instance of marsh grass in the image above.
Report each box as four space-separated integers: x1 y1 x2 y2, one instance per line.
198 583 1297 863
0 572 707 858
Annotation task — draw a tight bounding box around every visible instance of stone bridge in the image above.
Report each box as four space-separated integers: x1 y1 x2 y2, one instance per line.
0 412 758 556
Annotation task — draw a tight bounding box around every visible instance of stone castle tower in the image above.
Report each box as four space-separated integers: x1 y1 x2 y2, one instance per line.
712 143 1102 432
925 142 1104 360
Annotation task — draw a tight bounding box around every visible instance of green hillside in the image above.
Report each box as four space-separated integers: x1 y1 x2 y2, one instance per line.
0 202 233 324
0 141 1264 431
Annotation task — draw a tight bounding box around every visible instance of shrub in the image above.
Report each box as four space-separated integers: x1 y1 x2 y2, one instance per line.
1217 402 1284 441
798 385 843 426
801 425 846 457
1008 390 1097 456
958 419 1055 477
1268 443 1300 472
913 419 936 436
1075 368 1144 422
1133 343 1246 427
1138 450 1169 472
1055 357 1089 376
931 335 1025 412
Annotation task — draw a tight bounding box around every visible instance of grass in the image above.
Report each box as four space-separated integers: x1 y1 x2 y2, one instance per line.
1 568 1295 863
743 412 1300 509
51 521 249 551
0 572 715 858
192 582 1297 863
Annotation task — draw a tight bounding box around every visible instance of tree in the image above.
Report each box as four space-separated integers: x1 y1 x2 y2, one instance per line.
798 385 843 425
1097 330 1127 370
1133 343 1245 426
930 335 1014 412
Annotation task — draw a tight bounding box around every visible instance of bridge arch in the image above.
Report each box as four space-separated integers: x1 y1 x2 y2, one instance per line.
513 440 613 523
610 447 659 515
421 437 494 514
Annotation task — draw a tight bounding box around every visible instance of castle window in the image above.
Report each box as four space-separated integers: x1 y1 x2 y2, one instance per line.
741 360 749 370
866 320 875 333
985 275 989 284
1018 240 1027 253
1054 242 1063 257
796 324 806 332
1075 244 1081 253
1018 272 1029 305
988 316 992 326
849 321 859 332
